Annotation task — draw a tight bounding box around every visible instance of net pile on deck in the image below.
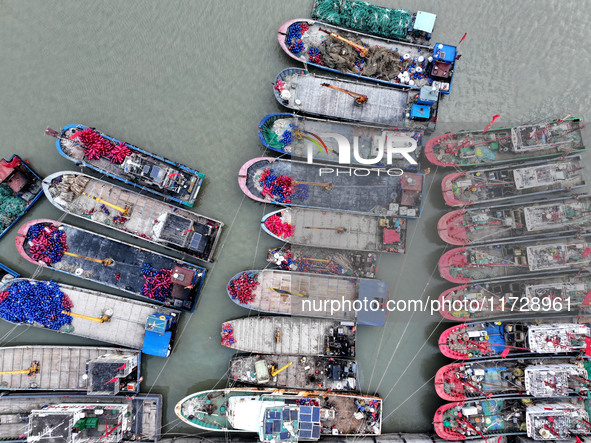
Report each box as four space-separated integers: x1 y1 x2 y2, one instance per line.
227 272 259 304
312 0 413 40
0 184 27 232
0 280 72 330
70 127 132 163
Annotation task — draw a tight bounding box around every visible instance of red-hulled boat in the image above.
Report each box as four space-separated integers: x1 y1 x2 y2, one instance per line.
435 356 591 401
438 316 589 360
438 273 591 321
441 155 585 207
438 235 591 284
438 195 591 246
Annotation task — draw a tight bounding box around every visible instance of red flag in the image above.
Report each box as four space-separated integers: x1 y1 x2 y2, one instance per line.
585 337 591 357
482 115 500 133
1 158 21 168
497 436 503 443
459 33 467 44
104 376 119 384
500 348 510 358
584 248 591 258
576 436 582 443
116 363 126 370
584 290 591 306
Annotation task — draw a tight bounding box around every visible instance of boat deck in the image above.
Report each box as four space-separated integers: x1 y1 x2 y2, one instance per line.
0 345 138 392
44 172 223 262
265 208 406 253
229 355 358 391
0 393 161 442
267 245 378 278
223 317 356 357
0 279 180 350
18 220 205 311
243 157 423 218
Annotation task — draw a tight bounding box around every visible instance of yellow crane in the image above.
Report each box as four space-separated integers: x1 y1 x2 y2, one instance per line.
271 362 293 377
62 310 112 323
319 28 369 57
320 83 368 105
63 252 114 266
0 361 40 376
292 180 333 190
82 192 131 216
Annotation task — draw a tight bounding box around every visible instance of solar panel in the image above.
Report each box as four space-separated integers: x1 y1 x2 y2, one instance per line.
300 421 312 430
300 406 312 415
266 411 272 419
300 430 312 439
312 425 321 438
290 410 299 420
312 407 320 422
282 408 290 420
265 422 273 435
273 411 281 420
300 414 311 422
273 420 281 433
280 431 290 439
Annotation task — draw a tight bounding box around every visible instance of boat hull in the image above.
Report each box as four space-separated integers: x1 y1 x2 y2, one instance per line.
15 219 206 312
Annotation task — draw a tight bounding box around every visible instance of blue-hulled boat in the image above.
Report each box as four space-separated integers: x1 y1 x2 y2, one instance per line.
46 124 205 207
0 155 43 240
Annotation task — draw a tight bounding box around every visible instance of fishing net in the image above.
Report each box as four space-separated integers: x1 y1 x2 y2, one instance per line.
312 0 413 40
0 184 27 232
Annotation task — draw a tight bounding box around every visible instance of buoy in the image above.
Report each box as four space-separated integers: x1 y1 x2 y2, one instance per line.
295 99 302 105
416 67 423 73
403 53 410 60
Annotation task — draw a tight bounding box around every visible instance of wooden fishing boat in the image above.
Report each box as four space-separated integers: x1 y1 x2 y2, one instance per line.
258 113 423 171
267 245 378 278
229 354 359 391
43 171 224 263
441 155 586 207
221 317 356 357
435 356 591 401
0 155 42 240
311 2 436 45
438 195 591 246
426 117 585 167
239 157 424 218
438 273 591 321
279 19 457 93
15 219 207 312
438 234 591 283
438 315 588 360
0 345 141 394
175 388 382 438
0 393 161 442
226 269 387 325
434 397 589 440
47 124 205 207
274 68 439 132
0 278 180 357
262 207 407 254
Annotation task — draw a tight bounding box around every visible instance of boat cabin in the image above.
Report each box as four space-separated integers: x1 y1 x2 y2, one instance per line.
86 352 139 395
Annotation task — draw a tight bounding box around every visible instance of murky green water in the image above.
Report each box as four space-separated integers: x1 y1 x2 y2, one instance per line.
1 0 590 438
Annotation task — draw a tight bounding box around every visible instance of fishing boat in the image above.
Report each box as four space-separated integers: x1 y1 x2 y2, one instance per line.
175 388 382 438
267 245 378 278
438 315 590 360
258 113 423 171
438 273 591 321
279 19 457 93
435 356 591 401
0 155 42 240
311 1 436 45
15 219 207 312
0 278 180 357
229 354 359 391
226 269 387 326
239 157 424 218
441 155 586 207
262 207 407 254
0 393 161 442
274 68 439 132
438 195 591 246
0 345 141 394
438 234 591 283
47 124 205 207
221 317 356 357
434 397 590 440
426 117 585 167
43 171 224 263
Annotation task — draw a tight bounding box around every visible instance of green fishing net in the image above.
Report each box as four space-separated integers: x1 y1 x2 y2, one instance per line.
0 184 27 231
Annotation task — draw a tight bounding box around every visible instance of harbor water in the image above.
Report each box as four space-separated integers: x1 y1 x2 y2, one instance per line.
1 0 591 437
